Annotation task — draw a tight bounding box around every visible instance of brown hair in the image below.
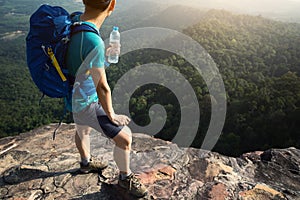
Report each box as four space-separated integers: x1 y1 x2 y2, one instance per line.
83 0 112 11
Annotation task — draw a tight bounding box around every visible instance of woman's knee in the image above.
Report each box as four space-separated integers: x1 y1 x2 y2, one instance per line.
113 127 132 150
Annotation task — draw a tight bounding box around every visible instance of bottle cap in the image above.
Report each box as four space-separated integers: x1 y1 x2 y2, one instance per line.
113 26 119 31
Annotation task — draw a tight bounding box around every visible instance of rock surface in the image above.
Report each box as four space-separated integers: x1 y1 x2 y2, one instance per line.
0 124 299 200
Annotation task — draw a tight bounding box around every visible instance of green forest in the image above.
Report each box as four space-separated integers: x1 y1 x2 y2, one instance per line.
187 10 300 155
0 1 299 156
109 10 300 156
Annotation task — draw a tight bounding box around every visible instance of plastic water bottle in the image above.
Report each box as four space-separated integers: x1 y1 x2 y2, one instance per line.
107 26 120 64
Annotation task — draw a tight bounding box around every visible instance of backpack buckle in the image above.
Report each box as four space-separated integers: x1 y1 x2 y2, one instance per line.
62 36 70 44
73 21 82 26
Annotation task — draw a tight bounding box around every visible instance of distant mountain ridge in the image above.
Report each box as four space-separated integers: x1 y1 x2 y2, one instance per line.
155 0 300 23
133 5 207 30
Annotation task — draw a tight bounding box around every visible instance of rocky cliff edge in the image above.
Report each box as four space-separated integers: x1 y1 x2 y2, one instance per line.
0 124 299 200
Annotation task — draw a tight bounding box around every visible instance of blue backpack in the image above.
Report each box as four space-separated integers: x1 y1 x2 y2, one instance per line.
26 4 99 98
26 4 100 139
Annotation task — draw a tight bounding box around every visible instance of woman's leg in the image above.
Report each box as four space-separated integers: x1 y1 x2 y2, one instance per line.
112 126 132 176
75 124 92 162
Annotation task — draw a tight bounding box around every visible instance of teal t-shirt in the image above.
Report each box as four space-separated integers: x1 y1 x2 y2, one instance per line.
66 15 105 113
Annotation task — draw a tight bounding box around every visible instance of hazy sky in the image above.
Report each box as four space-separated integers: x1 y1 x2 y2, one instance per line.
167 0 300 14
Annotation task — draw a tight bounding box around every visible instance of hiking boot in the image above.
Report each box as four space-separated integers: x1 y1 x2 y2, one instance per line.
80 157 108 174
118 173 148 197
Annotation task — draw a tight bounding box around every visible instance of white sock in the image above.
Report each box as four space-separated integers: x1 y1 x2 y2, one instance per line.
113 145 131 178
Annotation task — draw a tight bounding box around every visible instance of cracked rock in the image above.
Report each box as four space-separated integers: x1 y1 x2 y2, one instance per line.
0 124 299 199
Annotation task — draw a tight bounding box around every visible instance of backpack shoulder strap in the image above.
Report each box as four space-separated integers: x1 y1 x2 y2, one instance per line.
71 22 99 36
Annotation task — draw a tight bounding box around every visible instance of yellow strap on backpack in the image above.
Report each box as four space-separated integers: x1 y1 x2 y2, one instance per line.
47 47 67 82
